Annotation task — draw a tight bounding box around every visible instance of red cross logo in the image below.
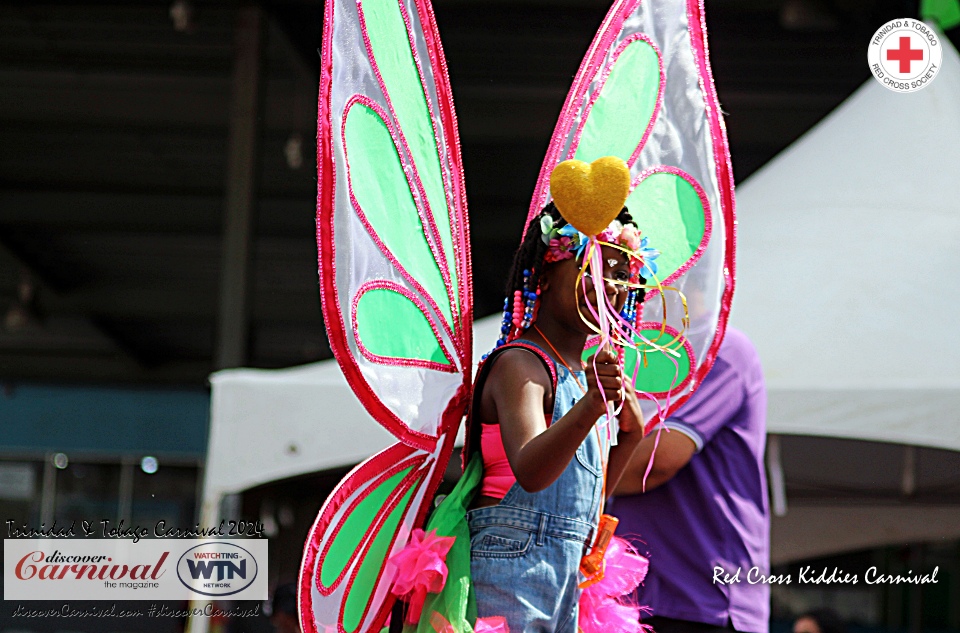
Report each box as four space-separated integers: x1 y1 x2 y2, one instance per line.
886 36 924 74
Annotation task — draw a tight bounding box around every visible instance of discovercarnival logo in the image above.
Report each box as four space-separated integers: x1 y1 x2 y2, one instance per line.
176 542 259 597
4 538 267 600
868 18 942 92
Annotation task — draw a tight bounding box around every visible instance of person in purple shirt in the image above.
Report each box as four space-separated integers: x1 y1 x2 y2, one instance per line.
610 327 769 633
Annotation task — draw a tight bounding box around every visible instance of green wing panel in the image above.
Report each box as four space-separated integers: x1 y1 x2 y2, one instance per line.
355 286 453 369
319 467 413 589
574 37 661 163
343 481 420 632
359 0 459 317
345 101 453 327
625 170 706 283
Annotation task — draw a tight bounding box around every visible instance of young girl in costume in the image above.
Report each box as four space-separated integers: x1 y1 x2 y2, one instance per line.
305 0 736 627
465 202 651 633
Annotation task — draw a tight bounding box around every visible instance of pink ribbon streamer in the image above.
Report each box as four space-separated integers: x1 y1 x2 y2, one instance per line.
580 237 683 455
386 528 456 623
474 616 510 633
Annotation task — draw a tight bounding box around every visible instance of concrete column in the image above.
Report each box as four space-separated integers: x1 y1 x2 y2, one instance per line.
215 5 264 370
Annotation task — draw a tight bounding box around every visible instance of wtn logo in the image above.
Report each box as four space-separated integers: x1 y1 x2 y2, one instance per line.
185 559 247 581
177 543 259 597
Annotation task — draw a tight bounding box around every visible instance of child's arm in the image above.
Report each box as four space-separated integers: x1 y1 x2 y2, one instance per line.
485 349 620 493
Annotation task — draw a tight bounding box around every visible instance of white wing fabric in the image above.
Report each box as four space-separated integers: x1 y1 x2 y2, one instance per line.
302 0 471 628
532 0 736 425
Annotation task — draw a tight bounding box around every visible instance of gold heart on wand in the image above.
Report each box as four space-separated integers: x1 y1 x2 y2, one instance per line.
549 156 631 236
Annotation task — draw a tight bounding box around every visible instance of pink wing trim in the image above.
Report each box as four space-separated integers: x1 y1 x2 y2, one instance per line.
411 0 473 354
679 0 736 406
395 0 469 344
351 280 458 373
315 451 427 596
636 0 736 424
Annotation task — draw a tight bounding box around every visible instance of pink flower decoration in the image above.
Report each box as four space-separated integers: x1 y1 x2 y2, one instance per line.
387 528 456 624
619 225 641 251
545 236 575 263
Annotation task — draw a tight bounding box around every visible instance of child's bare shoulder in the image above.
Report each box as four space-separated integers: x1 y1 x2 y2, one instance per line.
485 346 553 389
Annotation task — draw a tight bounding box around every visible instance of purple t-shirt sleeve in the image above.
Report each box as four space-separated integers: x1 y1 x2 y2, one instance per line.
666 356 744 451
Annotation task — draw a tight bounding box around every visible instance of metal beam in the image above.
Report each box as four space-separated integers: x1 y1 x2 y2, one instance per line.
0 189 314 235
215 5 264 370
27 285 322 322
0 352 211 385
0 240 151 367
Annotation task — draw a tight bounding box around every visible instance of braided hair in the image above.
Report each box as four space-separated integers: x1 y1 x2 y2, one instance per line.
489 202 647 353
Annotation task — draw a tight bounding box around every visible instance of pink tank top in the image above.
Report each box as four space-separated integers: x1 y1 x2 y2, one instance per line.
480 423 514 498
473 341 558 500
479 414 552 499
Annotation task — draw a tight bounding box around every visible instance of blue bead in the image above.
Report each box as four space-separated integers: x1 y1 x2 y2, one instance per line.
523 269 530 276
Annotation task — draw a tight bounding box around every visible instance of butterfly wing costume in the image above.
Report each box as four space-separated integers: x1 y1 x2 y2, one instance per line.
300 0 735 630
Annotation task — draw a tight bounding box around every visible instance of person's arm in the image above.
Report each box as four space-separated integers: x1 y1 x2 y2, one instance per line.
614 353 747 495
605 378 644 493
489 348 621 493
613 428 696 494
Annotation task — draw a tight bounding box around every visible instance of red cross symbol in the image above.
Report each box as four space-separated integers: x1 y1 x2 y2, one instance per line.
887 36 924 73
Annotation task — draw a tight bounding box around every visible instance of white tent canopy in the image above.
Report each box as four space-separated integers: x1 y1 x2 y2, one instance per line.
733 34 960 563
733 34 960 452
200 314 504 522
201 35 960 568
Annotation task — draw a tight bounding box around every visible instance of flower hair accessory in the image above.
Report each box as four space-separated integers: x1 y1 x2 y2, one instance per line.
541 215 589 262
540 214 659 280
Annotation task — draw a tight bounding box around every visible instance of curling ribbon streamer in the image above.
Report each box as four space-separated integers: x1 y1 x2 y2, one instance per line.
387 528 456 623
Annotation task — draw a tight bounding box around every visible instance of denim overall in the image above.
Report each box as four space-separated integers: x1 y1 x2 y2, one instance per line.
468 341 605 633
